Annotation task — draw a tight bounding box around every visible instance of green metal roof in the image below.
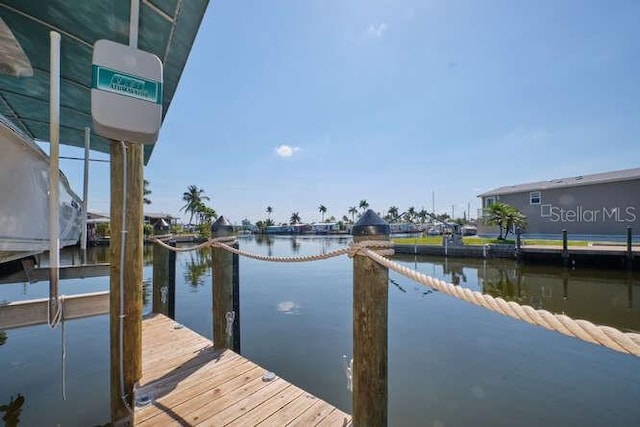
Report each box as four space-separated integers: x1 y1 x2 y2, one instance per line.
0 0 208 164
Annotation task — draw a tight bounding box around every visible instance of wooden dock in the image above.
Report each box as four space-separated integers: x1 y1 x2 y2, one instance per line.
135 314 352 426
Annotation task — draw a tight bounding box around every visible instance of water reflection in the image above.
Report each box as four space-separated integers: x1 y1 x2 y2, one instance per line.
253 234 274 256
394 254 640 332
182 249 212 289
0 394 25 427
34 244 155 267
290 238 300 254
0 330 6 346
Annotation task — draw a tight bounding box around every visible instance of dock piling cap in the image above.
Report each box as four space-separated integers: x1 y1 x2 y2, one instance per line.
211 215 234 237
352 209 390 236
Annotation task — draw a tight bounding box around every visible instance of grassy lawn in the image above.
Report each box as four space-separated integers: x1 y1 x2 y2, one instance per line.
393 236 593 246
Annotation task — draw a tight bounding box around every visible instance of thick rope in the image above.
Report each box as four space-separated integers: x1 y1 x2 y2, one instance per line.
211 240 349 262
151 237 213 252
151 235 237 252
211 239 394 263
360 247 640 357
151 235 640 357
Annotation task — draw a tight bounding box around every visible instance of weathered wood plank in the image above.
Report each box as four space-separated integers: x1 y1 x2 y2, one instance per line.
200 378 292 426
0 291 109 329
289 398 340 426
256 392 321 426
226 384 305 426
138 366 264 426
110 141 144 425
135 315 351 426
316 409 353 427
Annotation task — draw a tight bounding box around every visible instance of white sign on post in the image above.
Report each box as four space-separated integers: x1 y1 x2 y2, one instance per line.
91 40 163 144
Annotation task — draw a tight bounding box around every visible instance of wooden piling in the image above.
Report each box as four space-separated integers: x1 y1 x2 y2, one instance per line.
152 240 176 318
211 216 237 350
110 142 143 425
562 229 569 267
232 241 241 353
626 226 633 270
351 210 389 427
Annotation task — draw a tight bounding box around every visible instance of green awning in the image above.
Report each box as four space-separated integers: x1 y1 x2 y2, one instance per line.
0 0 208 164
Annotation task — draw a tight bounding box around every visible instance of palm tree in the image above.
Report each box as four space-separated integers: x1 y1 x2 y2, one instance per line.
181 185 209 225
359 199 369 213
266 206 273 219
348 206 358 223
290 212 301 224
405 206 416 223
418 209 428 224
387 206 399 223
318 204 327 222
504 207 527 239
486 202 525 240
143 179 152 205
199 205 218 224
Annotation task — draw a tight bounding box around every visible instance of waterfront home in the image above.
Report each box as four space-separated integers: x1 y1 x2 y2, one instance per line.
477 167 640 239
311 222 340 234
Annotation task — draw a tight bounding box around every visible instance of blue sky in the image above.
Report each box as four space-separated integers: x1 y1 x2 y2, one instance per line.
52 0 640 225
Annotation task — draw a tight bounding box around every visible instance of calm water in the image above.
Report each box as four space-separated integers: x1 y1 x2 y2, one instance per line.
1 236 639 426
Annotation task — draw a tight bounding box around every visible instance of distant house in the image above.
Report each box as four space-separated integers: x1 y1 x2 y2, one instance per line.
477 167 640 239
86 211 110 241
265 224 310 234
311 222 339 234
389 223 420 234
144 212 178 234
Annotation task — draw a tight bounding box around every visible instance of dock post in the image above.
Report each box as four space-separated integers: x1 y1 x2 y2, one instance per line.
626 226 633 270
351 209 389 427
211 216 238 350
110 142 143 425
562 229 569 267
232 240 241 353
152 240 176 318
515 227 522 259
168 241 176 319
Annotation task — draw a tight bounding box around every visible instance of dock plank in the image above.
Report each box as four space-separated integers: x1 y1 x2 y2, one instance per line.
288 398 340 426
256 392 322 426
226 385 305 426
135 314 350 426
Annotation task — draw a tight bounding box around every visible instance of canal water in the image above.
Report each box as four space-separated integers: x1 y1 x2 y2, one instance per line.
1 236 639 426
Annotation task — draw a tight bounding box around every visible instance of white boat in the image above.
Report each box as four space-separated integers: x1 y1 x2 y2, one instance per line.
0 114 83 264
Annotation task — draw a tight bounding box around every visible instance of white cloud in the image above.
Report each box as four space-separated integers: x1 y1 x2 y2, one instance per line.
365 23 388 38
275 144 300 158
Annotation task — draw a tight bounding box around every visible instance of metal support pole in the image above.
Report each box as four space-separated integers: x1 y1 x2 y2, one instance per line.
129 0 140 48
48 31 61 324
211 216 237 350
351 209 389 427
81 127 90 252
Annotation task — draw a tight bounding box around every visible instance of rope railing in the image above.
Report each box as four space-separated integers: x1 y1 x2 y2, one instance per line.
361 247 640 357
150 236 640 357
